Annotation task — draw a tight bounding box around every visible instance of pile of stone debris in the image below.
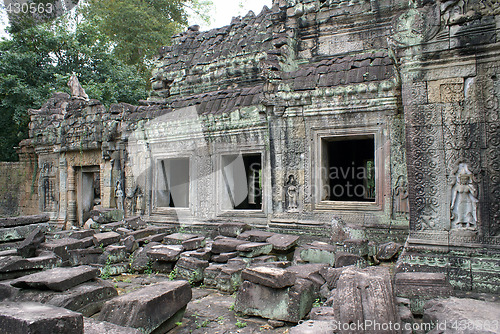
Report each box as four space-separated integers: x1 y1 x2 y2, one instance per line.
0 214 498 334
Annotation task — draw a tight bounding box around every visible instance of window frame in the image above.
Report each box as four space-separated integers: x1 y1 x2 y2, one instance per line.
152 154 192 214
216 148 267 217
312 126 384 211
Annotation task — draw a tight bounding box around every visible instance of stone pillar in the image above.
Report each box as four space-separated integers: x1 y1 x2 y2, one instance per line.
67 165 77 225
57 157 68 228
101 160 113 208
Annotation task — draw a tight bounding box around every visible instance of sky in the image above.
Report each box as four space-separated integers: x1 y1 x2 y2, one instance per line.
0 0 273 38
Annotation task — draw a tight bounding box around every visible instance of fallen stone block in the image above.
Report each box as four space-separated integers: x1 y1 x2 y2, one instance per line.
100 221 125 232
266 234 299 252
151 261 175 274
394 272 452 315
124 216 147 230
327 266 400 332
211 237 247 254
163 233 199 245
203 263 225 288
0 215 49 228
68 248 103 266
97 262 129 278
79 236 95 248
297 242 336 266
68 230 96 240
174 257 209 283
41 238 84 262
238 230 275 242
87 209 123 224
123 236 139 253
335 252 367 268
98 281 192 334
286 263 327 291
136 233 169 246
11 265 99 292
212 252 238 263
0 224 49 243
0 302 83 334
319 266 346 290
342 239 369 257
241 266 295 289
17 226 45 258
83 218 99 230
216 263 246 293
11 279 118 316
289 320 337 334
129 226 172 241
377 241 403 261
181 249 211 261
100 245 127 264
218 222 251 237
147 245 184 262
237 242 273 258
0 252 61 280
235 278 315 323
129 242 161 273
93 232 121 248
116 227 132 236
84 318 142 334
423 297 500 334
182 236 206 251
250 255 277 264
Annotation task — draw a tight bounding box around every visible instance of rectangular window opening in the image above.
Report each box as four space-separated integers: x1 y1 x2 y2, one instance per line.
157 158 190 208
222 154 262 210
322 136 375 202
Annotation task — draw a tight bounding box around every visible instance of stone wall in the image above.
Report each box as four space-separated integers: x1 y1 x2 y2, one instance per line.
0 162 26 217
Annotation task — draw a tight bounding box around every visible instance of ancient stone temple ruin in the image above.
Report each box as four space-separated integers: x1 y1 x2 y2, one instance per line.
14 0 500 298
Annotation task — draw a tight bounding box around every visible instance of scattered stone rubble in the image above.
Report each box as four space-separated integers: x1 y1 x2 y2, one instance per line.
0 215 498 333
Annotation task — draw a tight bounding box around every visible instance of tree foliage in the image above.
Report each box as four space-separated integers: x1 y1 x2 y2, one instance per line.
0 0 212 161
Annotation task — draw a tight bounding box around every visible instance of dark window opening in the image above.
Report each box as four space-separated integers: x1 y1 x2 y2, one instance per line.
222 154 262 210
323 136 375 202
157 158 190 208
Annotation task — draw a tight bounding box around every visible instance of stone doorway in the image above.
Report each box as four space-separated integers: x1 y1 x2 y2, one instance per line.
76 166 101 225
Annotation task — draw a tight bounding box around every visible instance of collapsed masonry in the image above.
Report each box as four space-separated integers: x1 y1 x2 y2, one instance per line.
15 0 500 296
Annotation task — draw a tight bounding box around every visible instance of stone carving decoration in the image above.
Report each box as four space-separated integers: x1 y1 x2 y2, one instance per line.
450 163 479 230
67 74 89 100
286 175 298 212
394 176 409 214
115 180 124 211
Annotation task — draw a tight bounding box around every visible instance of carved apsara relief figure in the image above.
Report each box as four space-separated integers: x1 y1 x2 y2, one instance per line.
115 180 124 211
394 176 409 214
450 163 478 230
286 175 298 212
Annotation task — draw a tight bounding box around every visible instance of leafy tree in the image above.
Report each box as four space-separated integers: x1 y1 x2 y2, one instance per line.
0 0 212 161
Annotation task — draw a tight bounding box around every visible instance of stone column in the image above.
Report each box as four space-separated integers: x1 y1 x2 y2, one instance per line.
67 165 77 225
58 157 68 228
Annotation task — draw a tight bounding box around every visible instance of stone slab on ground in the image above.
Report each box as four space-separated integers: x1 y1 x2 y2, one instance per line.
11 265 99 292
98 281 192 334
124 216 147 230
297 242 336 266
128 227 172 241
163 233 199 245
182 249 211 261
147 245 184 262
17 226 45 258
423 297 500 334
266 234 299 251
10 279 118 317
335 251 367 268
237 242 273 258
174 257 209 283
93 232 121 247
286 263 328 289
68 248 103 266
235 278 315 323
237 230 275 242
241 266 296 289
0 302 83 334
129 242 161 273
0 215 50 228
0 252 61 280
68 230 96 240
182 236 206 251
0 224 49 243
84 318 142 334
215 262 247 293
41 238 84 261
218 222 251 237
212 252 238 263
211 237 248 254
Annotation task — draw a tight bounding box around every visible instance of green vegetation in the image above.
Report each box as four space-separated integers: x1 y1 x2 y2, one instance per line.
235 320 247 328
0 0 212 161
